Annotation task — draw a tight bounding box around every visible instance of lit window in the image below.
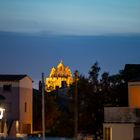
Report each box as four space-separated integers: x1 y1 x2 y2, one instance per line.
105 127 112 140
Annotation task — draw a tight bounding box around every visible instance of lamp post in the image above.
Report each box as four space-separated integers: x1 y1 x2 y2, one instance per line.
42 73 45 140
74 70 79 140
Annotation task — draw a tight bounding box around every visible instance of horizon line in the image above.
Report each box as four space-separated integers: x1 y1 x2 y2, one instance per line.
1 30 140 37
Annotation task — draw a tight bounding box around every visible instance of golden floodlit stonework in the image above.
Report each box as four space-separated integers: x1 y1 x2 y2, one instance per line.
46 61 73 92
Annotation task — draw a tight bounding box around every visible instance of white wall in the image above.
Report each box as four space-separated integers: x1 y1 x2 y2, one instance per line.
0 81 20 120
103 123 134 140
19 76 33 133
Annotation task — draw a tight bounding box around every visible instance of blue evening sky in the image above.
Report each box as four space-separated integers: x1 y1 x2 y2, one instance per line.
0 0 140 88
0 0 140 35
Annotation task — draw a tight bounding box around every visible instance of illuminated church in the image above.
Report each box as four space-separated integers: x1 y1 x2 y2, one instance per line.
46 61 74 92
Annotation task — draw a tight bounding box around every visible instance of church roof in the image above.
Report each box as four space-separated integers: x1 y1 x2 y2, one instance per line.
49 61 72 78
57 60 65 68
46 61 73 92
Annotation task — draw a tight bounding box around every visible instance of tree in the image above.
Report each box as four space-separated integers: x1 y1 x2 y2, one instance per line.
101 72 110 88
89 61 100 85
33 62 129 139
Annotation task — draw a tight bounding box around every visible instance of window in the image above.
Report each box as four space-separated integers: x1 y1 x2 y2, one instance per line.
3 84 12 92
25 102 27 112
105 127 112 140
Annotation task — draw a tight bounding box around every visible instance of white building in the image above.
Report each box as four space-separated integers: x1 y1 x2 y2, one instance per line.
103 107 140 140
103 79 140 140
0 75 33 137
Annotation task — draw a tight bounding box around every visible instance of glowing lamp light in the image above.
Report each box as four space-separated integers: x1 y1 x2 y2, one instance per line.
0 107 5 119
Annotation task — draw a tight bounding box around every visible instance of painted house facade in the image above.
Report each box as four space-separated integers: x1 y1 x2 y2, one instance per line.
103 107 140 140
103 80 140 140
0 75 33 137
128 80 140 108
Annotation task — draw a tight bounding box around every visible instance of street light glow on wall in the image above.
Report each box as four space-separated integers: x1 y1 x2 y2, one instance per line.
0 107 5 119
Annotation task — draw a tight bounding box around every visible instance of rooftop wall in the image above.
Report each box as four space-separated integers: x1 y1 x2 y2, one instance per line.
104 107 140 123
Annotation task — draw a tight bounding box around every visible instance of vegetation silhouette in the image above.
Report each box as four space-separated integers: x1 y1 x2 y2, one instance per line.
34 62 138 139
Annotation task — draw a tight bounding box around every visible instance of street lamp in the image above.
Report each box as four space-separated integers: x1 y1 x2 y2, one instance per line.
74 70 79 140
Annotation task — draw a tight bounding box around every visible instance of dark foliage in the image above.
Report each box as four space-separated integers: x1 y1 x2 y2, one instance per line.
33 62 136 139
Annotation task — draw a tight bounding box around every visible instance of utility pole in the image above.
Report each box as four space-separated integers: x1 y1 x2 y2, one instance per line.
74 70 79 140
42 73 45 140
